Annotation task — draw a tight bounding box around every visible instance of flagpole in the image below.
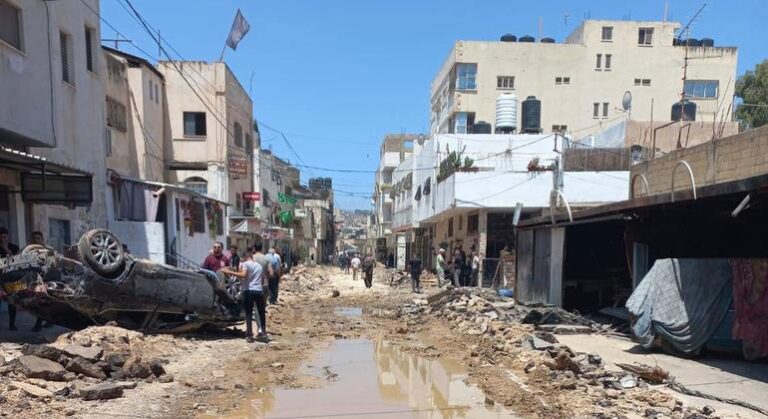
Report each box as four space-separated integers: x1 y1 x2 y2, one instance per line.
218 44 227 62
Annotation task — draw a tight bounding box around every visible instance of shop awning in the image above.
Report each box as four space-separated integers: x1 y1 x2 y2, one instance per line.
0 147 93 206
231 218 263 235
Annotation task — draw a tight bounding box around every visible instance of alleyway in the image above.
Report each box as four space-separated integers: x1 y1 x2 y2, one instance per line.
1 264 765 418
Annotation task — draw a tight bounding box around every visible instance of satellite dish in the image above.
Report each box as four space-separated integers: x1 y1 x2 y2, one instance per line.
622 91 632 111
417 134 426 145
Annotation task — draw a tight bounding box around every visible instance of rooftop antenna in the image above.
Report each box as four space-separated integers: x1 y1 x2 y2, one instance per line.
677 3 708 123
563 13 570 26
663 1 669 22
538 16 543 39
102 32 132 50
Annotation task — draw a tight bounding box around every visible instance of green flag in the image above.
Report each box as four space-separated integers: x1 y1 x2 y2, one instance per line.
278 192 297 206
279 210 293 225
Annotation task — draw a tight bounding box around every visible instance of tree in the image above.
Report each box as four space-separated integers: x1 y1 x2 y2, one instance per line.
735 60 768 129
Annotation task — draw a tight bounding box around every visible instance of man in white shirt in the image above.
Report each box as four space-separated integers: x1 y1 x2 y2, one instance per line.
222 243 272 343
350 254 361 281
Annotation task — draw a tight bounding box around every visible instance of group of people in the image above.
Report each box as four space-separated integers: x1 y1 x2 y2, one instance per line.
435 247 481 288
0 228 52 332
339 251 376 288
202 242 284 343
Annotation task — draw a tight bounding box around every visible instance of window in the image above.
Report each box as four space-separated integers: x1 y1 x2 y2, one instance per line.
684 80 719 99
448 218 454 237
458 215 463 231
593 103 600 118
497 76 514 89
452 112 475 134
642 79 651 86
601 26 613 42
60 31 74 84
154 83 159 104
104 127 112 157
234 122 243 147
605 54 612 70
106 54 124 85
467 214 478 235
0 0 22 51
455 63 477 90
552 125 568 133
235 193 242 212
556 77 570 85
85 26 96 73
245 133 252 151
149 80 154 101
603 102 609 118
595 54 602 70
556 77 562 84
638 28 654 45
190 201 206 233
106 97 127 132
184 177 208 196
183 112 207 136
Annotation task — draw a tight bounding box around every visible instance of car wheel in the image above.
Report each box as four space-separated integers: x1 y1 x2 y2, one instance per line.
78 229 125 277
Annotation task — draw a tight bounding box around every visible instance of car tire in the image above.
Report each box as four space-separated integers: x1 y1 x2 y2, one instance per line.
78 229 125 277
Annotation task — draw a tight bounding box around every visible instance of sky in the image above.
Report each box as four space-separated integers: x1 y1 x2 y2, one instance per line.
101 0 767 210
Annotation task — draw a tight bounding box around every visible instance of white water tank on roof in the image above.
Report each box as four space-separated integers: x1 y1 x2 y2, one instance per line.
496 93 517 132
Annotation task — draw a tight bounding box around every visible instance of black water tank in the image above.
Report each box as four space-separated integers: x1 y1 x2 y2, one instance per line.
673 38 682 46
685 38 700 47
473 121 492 134
700 38 715 47
671 100 697 122
540 37 555 43
519 35 536 43
521 96 542 134
500 34 517 42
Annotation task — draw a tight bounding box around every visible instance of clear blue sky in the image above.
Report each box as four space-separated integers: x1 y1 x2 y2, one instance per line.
102 0 767 209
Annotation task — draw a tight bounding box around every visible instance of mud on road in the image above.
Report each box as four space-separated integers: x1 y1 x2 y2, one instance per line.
0 265 728 418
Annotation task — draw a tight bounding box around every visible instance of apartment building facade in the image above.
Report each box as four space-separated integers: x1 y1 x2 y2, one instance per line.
160 61 254 210
430 20 738 136
0 0 106 250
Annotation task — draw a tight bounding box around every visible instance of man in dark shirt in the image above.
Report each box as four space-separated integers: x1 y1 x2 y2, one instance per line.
0 227 20 331
409 255 422 293
229 244 241 269
202 242 229 272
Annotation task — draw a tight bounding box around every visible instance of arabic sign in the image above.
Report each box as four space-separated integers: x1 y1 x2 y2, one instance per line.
243 192 261 202
228 157 248 178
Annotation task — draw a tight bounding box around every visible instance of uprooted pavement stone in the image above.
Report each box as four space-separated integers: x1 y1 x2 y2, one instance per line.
11 381 54 399
60 344 103 362
149 359 166 377
122 356 152 379
21 344 65 362
17 355 68 381
331 289 341 298
79 383 124 401
66 357 107 380
522 335 555 351
533 331 559 344
104 353 127 368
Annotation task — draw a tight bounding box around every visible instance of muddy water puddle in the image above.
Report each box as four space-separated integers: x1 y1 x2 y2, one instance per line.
334 306 363 318
233 338 514 418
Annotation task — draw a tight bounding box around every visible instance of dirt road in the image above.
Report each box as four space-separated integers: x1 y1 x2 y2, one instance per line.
0 265 750 418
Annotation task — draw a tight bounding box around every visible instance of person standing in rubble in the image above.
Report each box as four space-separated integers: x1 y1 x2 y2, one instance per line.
436 248 447 287
470 251 481 287
0 227 20 331
452 248 465 287
409 254 422 293
350 253 361 281
361 253 375 289
222 243 273 343
202 242 229 272
267 247 282 305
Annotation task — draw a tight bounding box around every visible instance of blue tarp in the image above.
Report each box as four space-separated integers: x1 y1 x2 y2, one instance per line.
626 258 733 354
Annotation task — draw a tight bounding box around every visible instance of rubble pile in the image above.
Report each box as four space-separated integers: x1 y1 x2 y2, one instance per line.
0 326 176 405
403 288 719 418
281 265 330 293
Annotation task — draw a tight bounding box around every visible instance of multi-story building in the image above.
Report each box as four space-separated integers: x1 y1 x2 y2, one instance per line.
0 0 106 250
159 60 255 233
100 47 226 264
373 134 417 262
430 19 738 136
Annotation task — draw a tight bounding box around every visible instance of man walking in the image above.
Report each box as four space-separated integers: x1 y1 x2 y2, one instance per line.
361 253 375 289
222 249 271 343
409 254 422 293
267 247 282 305
202 242 229 272
453 248 464 287
436 248 447 288
350 253 361 281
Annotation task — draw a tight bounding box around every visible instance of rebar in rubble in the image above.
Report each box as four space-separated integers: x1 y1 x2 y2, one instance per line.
667 378 768 417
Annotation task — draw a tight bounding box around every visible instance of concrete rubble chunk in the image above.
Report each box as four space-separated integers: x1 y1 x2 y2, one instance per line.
122 356 152 379
11 380 54 398
537 324 593 335
79 383 124 401
17 355 68 381
21 344 65 362
113 381 138 390
60 344 103 362
66 356 107 380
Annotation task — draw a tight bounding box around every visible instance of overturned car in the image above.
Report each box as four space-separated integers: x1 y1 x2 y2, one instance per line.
0 229 243 332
